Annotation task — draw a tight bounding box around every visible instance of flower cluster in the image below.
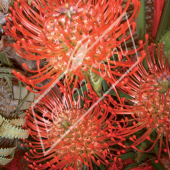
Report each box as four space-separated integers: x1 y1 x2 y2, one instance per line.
111 44 170 162
4 0 147 93
23 83 126 170
2 0 170 169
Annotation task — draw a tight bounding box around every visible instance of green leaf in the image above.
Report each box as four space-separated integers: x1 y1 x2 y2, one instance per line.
73 83 88 100
150 130 157 140
82 165 87 170
140 153 149 162
154 143 159 156
136 0 146 42
121 152 135 160
70 83 74 89
124 163 138 170
145 154 165 170
108 90 132 100
88 70 103 97
102 79 108 92
80 99 84 107
148 162 165 170
100 163 105 170
92 161 100 170
136 0 148 70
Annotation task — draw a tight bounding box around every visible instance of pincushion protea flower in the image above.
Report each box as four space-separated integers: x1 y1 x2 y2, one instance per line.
110 44 170 162
22 82 126 170
4 0 147 93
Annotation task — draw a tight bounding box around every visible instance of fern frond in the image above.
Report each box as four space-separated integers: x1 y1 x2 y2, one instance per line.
0 146 16 157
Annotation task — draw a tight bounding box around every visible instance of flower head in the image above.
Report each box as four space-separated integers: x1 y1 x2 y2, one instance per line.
4 0 147 93
23 82 125 170
111 44 170 161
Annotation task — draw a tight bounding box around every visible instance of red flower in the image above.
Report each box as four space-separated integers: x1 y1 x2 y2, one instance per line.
4 0 147 93
110 44 170 162
22 82 125 170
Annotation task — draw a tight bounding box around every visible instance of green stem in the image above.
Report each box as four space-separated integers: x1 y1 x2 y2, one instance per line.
135 142 147 164
136 0 146 42
136 0 148 70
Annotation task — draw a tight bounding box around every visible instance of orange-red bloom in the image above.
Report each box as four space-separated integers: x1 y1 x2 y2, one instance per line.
23 82 125 170
4 0 147 93
110 44 170 162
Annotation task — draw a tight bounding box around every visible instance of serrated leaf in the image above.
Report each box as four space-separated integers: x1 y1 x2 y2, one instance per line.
0 53 13 67
0 147 16 157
